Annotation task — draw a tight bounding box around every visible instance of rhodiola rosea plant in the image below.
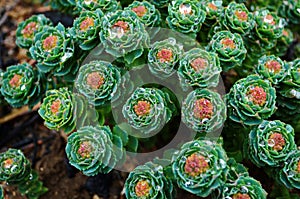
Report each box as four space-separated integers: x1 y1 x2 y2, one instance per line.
0 0 299 198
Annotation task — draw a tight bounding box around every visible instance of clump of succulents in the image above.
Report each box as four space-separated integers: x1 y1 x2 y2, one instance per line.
0 149 47 199
1 63 46 108
16 14 52 49
38 87 99 134
226 75 277 126
122 87 176 136
278 150 300 189
219 2 255 35
75 60 123 107
125 1 161 28
171 139 228 197
124 161 174 198
69 9 104 51
177 48 221 90
29 23 76 78
100 10 150 64
147 37 182 78
207 30 247 71
255 55 289 85
65 125 124 175
181 88 226 133
76 0 120 13
247 120 297 167
276 58 300 122
166 0 206 38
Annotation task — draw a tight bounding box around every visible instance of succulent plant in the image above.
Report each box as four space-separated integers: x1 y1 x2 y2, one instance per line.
38 87 99 134
124 161 174 199
255 55 289 85
276 59 300 121
278 0 300 25
201 0 223 25
122 87 176 136
69 9 104 51
0 149 47 199
1 63 46 108
279 150 300 189
219 176 267 199
177 48 221 90
166 0 206 38
75 60 123 107
251 9 285 50
66 125 124 176
272 28 294 57
181 88 226 134
247 120 297 167
16 14 52 49
147 37 182 78
29 23 76 77
171 139 228 197
126 1 161 28
219 2 255 35
207 30 247 71
99 10 150 64
76 0 120 12
226 75 277 126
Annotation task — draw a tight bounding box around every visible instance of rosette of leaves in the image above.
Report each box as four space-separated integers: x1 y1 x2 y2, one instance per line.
276 59 300 121
38 87 99 134
126 1 161 28
251 9 285 50
201 0 223 25
16 14 52 49
1 63 46 108
166 0 206 38
219 2 255 35
207 30 246 71
177 48 221 90
278 0 300 25
272 28 294 57
76 0 120 13
100 10 150 64
171 139 228 197
69 9 103 51
147 37 182 78
66 125 124 176
124 161 174 199
255 55 289 85
247 120 297 167
226 75 277 126
29 23 76 77
279 150 300 189
181 88 226 133
149 0 169 8
75 60 123 107
219 176 267 199
0 149 47 199
122 87 176 136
